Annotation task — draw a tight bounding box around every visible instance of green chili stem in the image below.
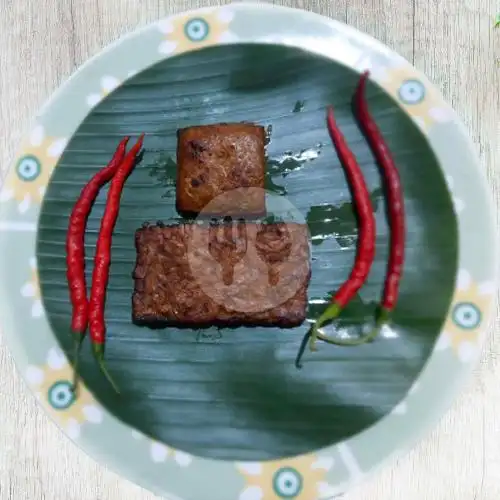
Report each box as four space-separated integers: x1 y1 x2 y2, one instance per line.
72 334 84 394
295 329 311 369
309 302 343 351
315 307 390 347
93 344 120 394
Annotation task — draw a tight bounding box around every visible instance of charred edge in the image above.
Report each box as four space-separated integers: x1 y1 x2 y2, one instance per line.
131 314 307 330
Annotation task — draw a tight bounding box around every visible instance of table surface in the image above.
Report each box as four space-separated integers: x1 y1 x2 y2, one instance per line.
0 0 499 499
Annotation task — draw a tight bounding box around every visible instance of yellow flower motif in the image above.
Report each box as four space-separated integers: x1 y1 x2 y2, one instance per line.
237 454 334 500
86 76 121 108
25 348 103 439
157 8 235 55
20 257 43 318
1 125 67 212
435 269 495 363
376 62 452 132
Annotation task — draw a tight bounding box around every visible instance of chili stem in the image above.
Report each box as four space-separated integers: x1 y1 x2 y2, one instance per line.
93 344 120 394
315 307 390 346
295 329 311 369
72 335 84 393
98 360 121 395
309 302 342 350
307 305 390 351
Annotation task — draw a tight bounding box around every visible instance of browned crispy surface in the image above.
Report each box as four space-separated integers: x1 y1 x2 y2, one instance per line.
132 222 311 328
176 123 266 216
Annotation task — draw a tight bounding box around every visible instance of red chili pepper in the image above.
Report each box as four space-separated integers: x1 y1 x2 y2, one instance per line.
66 137 129 387
88 134 144 393
307 106 377 352
354 71 405 334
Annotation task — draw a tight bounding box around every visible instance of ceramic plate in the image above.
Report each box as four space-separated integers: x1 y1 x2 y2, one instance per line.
0 3 496 499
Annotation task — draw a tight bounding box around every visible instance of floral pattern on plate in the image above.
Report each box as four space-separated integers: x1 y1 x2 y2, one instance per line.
1 125 67 212
445 175 466 214
376 62 453 132
20 257 43 318
258 33 366 72
237 455 334 500
390 381 420 416
0 4 495 500
435 269 495 362
157 8 236 55
25 348 104 439
150 440 193 467
86 76 122 108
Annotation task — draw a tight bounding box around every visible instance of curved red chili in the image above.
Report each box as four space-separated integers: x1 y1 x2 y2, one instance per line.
66 137 129 385
88 134 144 392
307 106 376 351
354 70 405 333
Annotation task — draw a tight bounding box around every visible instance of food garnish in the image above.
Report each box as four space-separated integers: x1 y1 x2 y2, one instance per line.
67 137 129 391
88 134 144 393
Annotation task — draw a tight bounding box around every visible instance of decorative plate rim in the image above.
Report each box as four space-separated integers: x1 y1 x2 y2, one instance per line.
0 3 497 499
